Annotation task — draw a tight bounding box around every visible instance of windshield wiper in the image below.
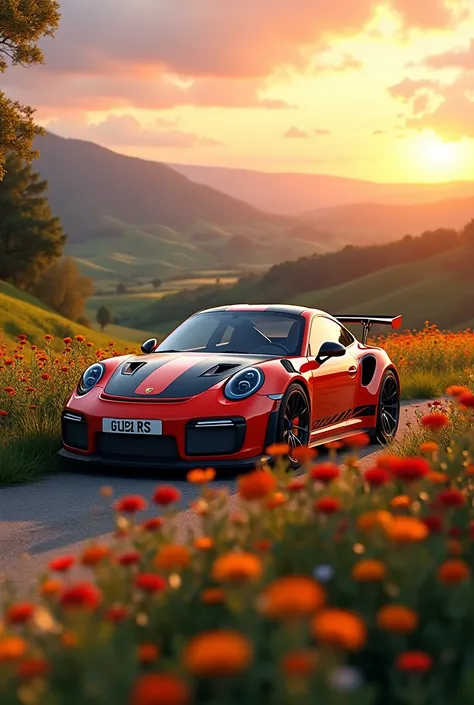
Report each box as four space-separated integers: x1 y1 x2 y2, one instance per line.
155 349 183 353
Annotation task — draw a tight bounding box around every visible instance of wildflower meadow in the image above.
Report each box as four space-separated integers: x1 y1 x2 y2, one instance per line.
0 391 474 704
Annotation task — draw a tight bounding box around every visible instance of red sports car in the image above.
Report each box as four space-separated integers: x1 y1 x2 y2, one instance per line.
60 305 402 470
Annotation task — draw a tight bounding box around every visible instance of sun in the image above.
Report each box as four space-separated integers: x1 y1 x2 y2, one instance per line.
411 133 464 181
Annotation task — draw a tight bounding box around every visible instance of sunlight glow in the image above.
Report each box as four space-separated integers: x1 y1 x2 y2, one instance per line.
411 133 465 180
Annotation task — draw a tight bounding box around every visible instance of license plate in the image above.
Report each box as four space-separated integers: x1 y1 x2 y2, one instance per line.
102 418 162 435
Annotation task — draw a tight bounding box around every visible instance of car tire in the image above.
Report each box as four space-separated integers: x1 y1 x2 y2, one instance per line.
371 369 400 445
275 383 311 465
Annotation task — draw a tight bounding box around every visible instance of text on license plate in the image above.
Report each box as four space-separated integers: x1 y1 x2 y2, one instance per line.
102 418 162 435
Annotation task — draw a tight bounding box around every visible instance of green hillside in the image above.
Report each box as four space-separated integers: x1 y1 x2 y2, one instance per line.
0 281 140 349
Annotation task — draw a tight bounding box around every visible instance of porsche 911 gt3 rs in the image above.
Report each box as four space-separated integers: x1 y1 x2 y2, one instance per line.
59 304 402 470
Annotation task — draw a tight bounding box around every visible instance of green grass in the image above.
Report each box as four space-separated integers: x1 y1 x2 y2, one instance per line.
399 369 471 401
0 281 139 349
0 433 62 485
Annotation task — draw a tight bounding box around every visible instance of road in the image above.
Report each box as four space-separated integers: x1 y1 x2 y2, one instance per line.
0 400 429 592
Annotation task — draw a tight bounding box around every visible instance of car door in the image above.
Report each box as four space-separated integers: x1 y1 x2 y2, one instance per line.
307 316 359 442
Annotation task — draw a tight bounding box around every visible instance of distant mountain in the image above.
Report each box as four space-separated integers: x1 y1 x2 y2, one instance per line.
308 197 474 244
171 163 474 216
34 133 338 284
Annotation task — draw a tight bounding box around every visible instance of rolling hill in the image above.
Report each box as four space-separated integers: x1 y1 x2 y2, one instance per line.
171 163 474 216
34 133 339 284
0 281 141 349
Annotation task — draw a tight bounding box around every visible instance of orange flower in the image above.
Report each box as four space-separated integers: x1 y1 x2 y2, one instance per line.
266 492 286 509
357 510 393 532
446 385 469 398
448 539 463 557
40 579 62 597
437 559 470 584
212 552 262 583
99 485 114 497
260 576 325 619
311 609 366 651
396 651 432 673
352 559 387 582
376 605 418 634
138 644 160 663
238 469 276 500
459 392 474 409
183 630 253 677
81 544 110 566
390 495 411 509
311 463 340 483
75 335 86 342
346 432 371 448
187 468 216 484
60 365 69 372
281 650 318 677
195 537 214 551
155 545 191 571
17 658 50 680
266 443 290 456
465 464 474 476
427 471 449 484
201 588 225 605
420 442 439 454
130 673 190 705
0 637 27 662
291 446 317 463
49 555 75 572
385 517 428 543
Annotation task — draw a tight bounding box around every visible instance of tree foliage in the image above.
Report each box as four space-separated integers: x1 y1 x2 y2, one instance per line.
32 257 94 321
151 278 162 289
96 305 112 331
0 0 61 178
0 152 66 287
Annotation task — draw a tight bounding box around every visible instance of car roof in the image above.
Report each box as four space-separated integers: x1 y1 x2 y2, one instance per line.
197 304 327 316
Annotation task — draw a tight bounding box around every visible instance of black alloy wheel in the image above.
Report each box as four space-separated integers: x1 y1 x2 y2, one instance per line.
374 370 400 444
277 384 311 463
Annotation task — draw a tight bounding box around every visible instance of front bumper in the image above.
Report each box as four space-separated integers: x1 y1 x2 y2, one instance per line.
60 387 280 470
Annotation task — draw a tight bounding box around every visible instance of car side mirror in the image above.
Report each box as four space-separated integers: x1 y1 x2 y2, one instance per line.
141 338 158 354
316 340 346 364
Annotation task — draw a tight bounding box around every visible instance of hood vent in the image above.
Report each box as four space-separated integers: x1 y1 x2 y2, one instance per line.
122 361 146 375
201 363 240 377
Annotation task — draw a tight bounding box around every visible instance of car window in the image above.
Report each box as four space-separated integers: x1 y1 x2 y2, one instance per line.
155 311 305 355
308 316 354 356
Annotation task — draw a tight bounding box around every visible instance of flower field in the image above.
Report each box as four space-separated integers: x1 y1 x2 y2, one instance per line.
0 393 474 704
0 324 473 485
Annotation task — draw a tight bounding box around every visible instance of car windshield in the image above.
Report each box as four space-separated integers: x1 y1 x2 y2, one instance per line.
154 311 305 356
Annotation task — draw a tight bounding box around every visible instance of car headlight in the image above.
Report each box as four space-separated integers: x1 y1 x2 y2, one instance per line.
224 367 264 401
77 362 105 395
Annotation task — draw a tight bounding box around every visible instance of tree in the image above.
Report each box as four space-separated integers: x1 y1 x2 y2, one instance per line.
32 257 94 321
0 1 61 179
0 152 66 286
151 278 162 289
116 282 127 295
96 305 112 331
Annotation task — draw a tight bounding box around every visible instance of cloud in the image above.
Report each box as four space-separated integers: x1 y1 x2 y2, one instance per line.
313 128 331 135
406 83 474 140
284 126 311 138
47 114 224 149
389 78 442 101
372 130 385 135
422 39 474 71
314 51 364 73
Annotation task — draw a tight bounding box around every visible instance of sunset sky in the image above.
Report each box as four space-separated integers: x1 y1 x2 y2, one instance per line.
5 0 474 182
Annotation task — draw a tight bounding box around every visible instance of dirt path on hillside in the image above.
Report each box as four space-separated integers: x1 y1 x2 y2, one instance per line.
0 400 428 593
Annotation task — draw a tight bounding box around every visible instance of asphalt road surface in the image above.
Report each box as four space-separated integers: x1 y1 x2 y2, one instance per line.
0 400 431 593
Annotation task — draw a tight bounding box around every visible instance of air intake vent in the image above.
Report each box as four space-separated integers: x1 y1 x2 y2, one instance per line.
201 363 239 377
280 359 296 373
122 361 146 375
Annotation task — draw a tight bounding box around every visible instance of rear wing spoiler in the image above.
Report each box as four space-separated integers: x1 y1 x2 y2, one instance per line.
335 315 403 344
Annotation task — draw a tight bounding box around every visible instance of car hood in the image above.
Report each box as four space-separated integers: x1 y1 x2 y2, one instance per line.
103 352 272 400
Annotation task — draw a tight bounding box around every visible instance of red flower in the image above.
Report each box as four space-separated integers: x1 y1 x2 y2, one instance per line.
59 582 102 610
17 334 27 340
0 410 7 417
421 413 449 431
142 517 164 532
314 497 341 514
395 651 433 673
104 605 129 622
347 432 371 448
41 373 51 380
390 457 431 482
449 526 461 538
114 495 148 514
6 603 35 624
118 552 140 566
459 392 474 409
63 337 72 345
17 658 50 680
436 489 466 508
288 479 306 492
422 515 443 533
311 463 340 483
364 467 390 487
49 555 75 572
135 574 167 593
153 485 181 506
